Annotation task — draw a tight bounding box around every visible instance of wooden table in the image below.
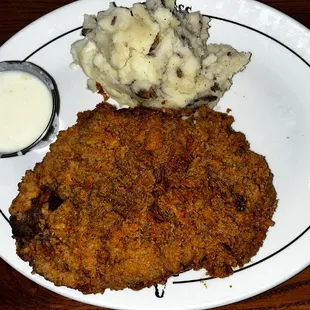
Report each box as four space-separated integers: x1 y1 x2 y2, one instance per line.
0 0 309 309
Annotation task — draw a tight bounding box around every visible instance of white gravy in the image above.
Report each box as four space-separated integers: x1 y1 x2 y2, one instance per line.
0 71 53 153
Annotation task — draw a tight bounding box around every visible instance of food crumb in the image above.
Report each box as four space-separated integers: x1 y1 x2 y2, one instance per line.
96 82 110 102
200 280 208 289
226 108 232 113
229 285 232 288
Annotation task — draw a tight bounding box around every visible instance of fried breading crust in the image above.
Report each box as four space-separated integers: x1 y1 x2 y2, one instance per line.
9 103 277 293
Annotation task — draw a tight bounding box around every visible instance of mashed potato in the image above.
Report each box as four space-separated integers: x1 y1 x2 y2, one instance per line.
71 0 251 109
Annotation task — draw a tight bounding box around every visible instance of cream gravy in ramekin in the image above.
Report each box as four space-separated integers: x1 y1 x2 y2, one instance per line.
0 70 53 153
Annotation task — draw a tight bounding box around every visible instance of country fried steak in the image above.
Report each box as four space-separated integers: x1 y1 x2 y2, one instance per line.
9 103 277 294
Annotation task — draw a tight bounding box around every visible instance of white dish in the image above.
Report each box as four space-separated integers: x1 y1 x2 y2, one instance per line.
0 0 309 309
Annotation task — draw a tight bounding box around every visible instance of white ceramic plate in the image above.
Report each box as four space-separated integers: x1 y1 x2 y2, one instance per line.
0 0 309 309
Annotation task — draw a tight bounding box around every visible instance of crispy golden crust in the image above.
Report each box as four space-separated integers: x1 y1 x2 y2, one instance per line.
9 103 277 294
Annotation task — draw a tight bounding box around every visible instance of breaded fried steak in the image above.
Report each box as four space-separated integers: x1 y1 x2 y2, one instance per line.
9 103 277 294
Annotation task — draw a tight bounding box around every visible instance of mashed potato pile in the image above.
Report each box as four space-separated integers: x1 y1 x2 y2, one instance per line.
71 0 251 109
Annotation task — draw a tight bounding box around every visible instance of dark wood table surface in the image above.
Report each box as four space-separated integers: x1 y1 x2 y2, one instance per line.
0 0 309 309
